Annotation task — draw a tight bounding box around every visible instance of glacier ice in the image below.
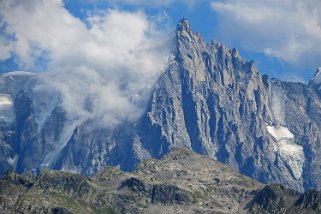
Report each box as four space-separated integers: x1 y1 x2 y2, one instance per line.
267 125 304 180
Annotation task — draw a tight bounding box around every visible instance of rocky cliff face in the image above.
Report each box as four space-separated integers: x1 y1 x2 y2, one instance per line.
1 19 321 192
132 19 321 192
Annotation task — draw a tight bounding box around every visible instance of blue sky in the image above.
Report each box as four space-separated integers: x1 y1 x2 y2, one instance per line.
1 0 321 83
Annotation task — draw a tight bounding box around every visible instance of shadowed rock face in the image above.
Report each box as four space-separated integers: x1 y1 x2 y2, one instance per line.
119 177 193 205
1 148 321 214
2 18 321 192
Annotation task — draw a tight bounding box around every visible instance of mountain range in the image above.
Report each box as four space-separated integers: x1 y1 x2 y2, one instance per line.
1 18 321 193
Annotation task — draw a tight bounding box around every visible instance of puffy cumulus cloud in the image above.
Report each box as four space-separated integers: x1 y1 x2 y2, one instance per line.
0 0 173 129
211 0 321 69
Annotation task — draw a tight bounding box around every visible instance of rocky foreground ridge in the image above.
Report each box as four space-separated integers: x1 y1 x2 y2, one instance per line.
1 148 321 214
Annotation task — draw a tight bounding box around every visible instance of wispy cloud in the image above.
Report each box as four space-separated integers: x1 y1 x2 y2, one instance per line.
82 0 199 8
103 0 174 7
0 0 173 128
211 0 321 70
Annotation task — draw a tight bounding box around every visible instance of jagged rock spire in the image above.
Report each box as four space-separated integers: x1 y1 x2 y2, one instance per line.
177 17 191 32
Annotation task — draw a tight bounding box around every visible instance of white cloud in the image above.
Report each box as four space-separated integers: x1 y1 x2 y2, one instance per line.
211 0 321 69
0 0 173 129
106 0 174 7
0 43 12 61
83 0 198 8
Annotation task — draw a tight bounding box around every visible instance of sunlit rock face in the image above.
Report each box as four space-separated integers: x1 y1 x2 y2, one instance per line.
134 18 321 192
2 19 321 192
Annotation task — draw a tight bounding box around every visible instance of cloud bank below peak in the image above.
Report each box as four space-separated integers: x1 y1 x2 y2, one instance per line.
0 0 173 128
211 0 321 71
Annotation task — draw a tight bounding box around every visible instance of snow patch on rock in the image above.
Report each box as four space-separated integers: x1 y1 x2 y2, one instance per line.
267 125 304 180
266 125 294 141
0 94 14 123
0 95 12 106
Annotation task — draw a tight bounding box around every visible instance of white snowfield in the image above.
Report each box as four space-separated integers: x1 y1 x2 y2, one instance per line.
266 125 304 180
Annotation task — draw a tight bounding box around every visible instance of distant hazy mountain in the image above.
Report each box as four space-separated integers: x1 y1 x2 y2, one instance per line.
2 18 321 192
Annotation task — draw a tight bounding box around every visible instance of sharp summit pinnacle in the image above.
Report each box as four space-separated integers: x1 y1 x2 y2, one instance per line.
177 17 191 32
